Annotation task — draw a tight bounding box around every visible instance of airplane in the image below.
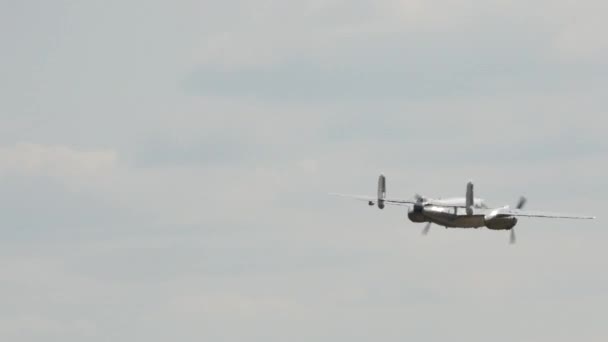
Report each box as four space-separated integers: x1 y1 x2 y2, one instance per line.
331 174 595 244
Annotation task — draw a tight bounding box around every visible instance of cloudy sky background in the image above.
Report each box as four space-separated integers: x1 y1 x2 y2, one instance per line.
0 0 607 341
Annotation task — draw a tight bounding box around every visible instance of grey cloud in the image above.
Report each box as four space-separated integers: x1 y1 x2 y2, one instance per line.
0 176 133 239
184 22 606 101
0 1 607 341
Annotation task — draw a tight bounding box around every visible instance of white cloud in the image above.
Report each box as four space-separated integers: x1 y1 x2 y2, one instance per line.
0 143 117 180
167 291 293 317
0 315 95 339
191 0 608 72
553 21 608 61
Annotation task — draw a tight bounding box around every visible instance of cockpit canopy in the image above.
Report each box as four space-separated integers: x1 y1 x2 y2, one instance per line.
429 198 488 209
474 199 488 209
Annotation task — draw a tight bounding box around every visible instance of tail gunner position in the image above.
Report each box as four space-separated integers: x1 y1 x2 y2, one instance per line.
331 175 595 244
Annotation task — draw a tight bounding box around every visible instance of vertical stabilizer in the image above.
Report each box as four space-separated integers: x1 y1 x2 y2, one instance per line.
377 174 386 209
466 181 474 215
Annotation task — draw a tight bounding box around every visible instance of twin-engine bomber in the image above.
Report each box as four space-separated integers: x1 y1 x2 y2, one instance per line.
331 175 595 244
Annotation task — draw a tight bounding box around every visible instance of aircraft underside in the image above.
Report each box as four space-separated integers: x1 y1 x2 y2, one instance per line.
425 212 486 228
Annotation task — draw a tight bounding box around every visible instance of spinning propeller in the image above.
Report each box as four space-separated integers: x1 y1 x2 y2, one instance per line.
422 222 432 236
509 196 527 245
414 195 433 236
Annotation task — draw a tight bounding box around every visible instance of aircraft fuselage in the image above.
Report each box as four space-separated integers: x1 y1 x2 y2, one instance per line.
408 198 518 230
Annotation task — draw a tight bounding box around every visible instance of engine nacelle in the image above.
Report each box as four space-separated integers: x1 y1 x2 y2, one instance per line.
408 207 425 223
484 216 518 230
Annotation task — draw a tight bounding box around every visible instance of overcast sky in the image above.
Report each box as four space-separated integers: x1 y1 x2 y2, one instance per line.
0 1 607 341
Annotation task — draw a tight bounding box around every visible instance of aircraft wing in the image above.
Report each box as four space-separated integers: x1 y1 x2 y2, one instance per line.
497 209 595 220
328 193 415 206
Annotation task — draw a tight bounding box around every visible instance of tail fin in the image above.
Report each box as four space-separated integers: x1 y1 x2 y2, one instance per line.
466 181 474 215
377 174 386 209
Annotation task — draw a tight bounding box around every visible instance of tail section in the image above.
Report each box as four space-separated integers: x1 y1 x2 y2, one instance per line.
466 181 474 215
377 174 386 209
